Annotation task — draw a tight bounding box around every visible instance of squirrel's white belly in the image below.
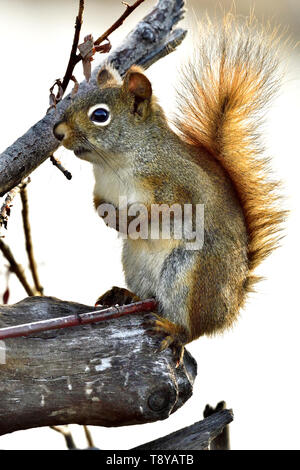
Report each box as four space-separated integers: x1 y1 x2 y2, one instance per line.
122 238 192 330
93 164 130 207
122 238 181 299
93 162 146 208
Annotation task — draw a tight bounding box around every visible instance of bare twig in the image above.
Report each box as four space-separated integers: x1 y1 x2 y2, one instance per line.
0 185 22 230
83 425 95 448
0 179 42 300
60 0 85 96
20 185 44 295
57 0 146 98
94 0 146 46
0 239 35 297
0 298 157 339
2 267 10 304
50 426 77 450
50 155 72 180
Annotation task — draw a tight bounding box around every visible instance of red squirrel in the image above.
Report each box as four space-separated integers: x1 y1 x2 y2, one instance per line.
54 13 285 365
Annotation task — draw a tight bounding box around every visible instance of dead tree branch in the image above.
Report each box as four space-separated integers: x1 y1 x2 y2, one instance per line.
0 299 157 339
204 401 231 450
0 0 186 196
0 296 197 435
133 409 234 450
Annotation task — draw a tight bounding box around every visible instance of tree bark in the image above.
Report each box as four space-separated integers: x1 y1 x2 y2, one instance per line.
133 409 234 450
0 0 186 196
203 401 231 450
0 296 197 436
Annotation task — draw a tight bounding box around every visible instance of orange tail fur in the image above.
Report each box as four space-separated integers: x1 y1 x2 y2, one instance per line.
175 13 286 288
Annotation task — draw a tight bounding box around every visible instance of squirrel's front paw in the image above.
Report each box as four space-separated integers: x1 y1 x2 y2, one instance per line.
95 286 141 307
143 314 188 367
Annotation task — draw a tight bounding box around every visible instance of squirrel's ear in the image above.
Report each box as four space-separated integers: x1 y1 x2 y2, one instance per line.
97 65 121 88
122 66 152 119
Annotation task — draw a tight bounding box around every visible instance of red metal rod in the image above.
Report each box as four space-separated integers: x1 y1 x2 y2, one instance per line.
0 299 157 340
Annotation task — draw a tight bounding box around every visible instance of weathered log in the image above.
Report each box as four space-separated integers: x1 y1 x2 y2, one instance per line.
0 296 197 436
132 409 234 450
0 0 186 196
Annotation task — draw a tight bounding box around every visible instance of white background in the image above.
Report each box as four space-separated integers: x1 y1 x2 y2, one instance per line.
0 0 299 450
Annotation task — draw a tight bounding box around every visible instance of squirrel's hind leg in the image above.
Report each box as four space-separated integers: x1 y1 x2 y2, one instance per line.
143 313 189 367
95 286 141 307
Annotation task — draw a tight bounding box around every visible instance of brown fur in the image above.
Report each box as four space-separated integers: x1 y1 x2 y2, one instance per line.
175 13 286 291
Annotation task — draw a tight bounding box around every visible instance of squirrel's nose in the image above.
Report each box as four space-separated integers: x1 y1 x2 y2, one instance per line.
53 121 66 141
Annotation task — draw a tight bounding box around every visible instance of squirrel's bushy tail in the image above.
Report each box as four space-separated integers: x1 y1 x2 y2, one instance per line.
175 13 286 288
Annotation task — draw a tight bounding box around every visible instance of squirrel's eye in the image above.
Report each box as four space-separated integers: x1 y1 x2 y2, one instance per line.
88 104 111 126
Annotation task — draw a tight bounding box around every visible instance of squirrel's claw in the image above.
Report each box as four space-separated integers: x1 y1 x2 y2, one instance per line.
95 286 141 307
156 335 174 352
156 336 184 368
143 313 186 367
